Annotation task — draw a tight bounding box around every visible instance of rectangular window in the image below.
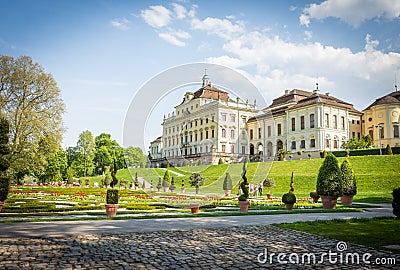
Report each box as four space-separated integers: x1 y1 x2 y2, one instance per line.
221 145 226 152
394 124 399 138
250 129 254 140
326 139 330 148
333 115 337 129
310 114 315 128
341 116 345 129
334 140 338 149
258 128 262 139
242 117 246 124
190 135 192 142
231 115 236 122
200 132 203 140
325 114 329 128
206 118 209 124
200 119 203 125
357 132 361 139
230 145 234 153
267 126 271 137
352 132 355 138
222 114 227 121
242 146 246 154
291 141 296 150
379 126 384 139
277 124 282 136
222 129 226 138
310 139 316 148
231 129 235 139
369 129 374 140
300 140 305 149
300 116 305 130
205 130 209 139
195 133 198 141
211 129 215 138
211 116 214 122
291 117 296 131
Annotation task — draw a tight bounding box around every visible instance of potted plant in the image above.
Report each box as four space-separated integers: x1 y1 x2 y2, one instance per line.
105 189 119 217
310 190 320 203
0 116 11 212
282 192 296 210
340 159 357 205
189 172 205 195
169 176 176 192
134 172 139 190
262 178 275 199
222 172 233 196
281 172 296 210
156 177 162 192
238 160 250 212
162 170 170 192
316 153 342 209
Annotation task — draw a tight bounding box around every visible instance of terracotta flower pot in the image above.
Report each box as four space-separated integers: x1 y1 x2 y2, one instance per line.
285 203 294 210
267 193 273 200
0 201 4 212
341 195 353 205
190 203 200 214
238 201 250 212
224 190 231 196
105 204 118 217
320 196 338 209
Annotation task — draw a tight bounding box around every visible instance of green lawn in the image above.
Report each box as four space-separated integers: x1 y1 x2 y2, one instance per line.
85 155 400 201
276 217 400 254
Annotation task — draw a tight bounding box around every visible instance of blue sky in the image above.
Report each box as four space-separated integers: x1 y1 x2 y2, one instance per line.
1 0 399 151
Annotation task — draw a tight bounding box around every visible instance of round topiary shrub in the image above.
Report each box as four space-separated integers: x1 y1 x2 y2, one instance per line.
316 153 342 197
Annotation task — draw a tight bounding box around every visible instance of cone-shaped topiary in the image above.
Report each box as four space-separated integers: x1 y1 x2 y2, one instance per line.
238 160 249 201
156 177 162 191
316 153 342 197
386 144 393 155
341 159 357 196
223 172 233 191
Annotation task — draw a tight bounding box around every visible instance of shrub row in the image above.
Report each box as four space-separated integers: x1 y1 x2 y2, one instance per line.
321 147 400 158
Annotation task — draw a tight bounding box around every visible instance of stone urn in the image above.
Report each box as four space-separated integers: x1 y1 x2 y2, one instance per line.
105 204 118 217
341 195 353 205
285 203 294 210
190 203 200 214
238 201 250 212
321 195 338 209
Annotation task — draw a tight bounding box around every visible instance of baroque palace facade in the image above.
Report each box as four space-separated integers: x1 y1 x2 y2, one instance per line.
148 73 400 167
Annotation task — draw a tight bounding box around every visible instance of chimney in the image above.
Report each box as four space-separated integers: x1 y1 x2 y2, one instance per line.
285 90 289 95
325 92 330 96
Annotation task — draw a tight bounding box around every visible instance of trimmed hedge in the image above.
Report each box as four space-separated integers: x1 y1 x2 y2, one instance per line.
323 147 400 158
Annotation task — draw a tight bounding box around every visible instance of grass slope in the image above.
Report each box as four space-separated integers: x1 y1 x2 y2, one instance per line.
90 155 399 201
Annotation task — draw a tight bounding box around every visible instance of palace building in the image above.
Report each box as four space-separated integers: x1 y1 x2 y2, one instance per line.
148 73 399 167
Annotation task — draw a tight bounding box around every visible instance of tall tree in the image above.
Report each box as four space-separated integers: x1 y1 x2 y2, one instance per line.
0 55 65 178
77 130 95 176
124 146 146 168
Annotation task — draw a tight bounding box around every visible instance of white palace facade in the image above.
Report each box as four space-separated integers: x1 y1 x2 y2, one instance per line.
148 72 399 167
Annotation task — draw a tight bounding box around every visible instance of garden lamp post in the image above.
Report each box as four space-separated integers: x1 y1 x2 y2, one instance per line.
375 124 383 155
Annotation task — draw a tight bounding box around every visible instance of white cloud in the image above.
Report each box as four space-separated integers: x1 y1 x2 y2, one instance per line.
110 18 130 31
159 30 191 47
141 5 171 28
300 0 400 27
206 30 400 108
304 30 312 40
191 17 245 39
172 3 187 19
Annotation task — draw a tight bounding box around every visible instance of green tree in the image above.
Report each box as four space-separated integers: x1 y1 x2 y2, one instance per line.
77 130 95 177
341 159 357 196
189 172 205 194
124 146 146 168
0 116 11 202
0 55 65 178
66 166 74 185
316 153 342 197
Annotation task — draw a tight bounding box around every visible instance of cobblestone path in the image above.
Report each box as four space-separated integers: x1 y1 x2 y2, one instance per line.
1 225 398 269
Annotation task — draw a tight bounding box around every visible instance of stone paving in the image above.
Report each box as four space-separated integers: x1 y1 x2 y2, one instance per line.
1 225 399 270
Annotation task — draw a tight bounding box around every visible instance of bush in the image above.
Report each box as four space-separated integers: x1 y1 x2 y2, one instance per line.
282 192 296 204
316 153 342 197
106 189 119 204
189 172 205 188
386 144 393 155
223 173 233 190
341 159 357 196
393 187 400 218
218 158 224 165
309 190 320 199
0 117 10 202
262 178 275 193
